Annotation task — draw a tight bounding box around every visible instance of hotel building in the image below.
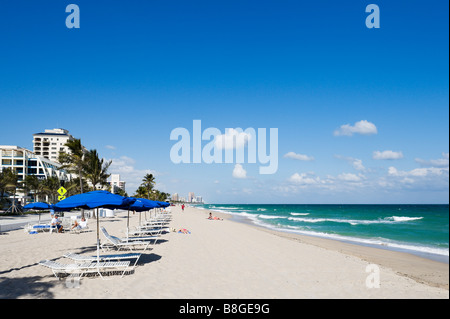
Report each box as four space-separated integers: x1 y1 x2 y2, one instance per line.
32 128 76 163
0 145 69 204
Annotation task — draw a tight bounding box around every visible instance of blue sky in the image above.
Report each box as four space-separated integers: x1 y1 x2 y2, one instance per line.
0 0 448 203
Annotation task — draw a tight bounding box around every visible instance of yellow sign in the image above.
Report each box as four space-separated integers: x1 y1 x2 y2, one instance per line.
58 187 67 201
58 187 67 196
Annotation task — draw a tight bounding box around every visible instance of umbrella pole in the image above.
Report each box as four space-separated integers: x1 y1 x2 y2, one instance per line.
127 209 130 242
96 208 100 264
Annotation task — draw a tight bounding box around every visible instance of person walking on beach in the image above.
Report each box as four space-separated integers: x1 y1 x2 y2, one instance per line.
181 204 185 212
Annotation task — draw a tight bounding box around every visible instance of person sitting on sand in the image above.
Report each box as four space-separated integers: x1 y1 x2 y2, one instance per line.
208 212 223 221
71 217 87 231
178 228 190 234
51 215 64 233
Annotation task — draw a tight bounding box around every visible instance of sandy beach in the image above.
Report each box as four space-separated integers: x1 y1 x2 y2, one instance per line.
0 205 448 299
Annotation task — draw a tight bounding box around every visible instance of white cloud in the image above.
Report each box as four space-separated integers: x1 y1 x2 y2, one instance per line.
373 150 404 160
415 153 449 168
284 152 314 161
288 172 320 185
334 120 378 137
335 155 366 171
232 164 247 179
385 165 449 192
337 173 364 182
108 156 159 193
388 166 448 178
352 159 365 171
215 128 252 150
105 145 116 150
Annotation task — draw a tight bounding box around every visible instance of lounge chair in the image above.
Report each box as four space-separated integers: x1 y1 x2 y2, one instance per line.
70 218 89 234
100 227 152 251
129 225 168 236
39 259 131 279
63 252 141 267
24 224 52 233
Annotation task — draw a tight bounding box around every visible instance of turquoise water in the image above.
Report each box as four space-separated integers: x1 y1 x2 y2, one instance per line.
196 204 449 261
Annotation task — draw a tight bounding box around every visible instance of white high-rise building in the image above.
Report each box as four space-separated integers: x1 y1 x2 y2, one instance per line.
172 193 179 201
32 128 76 163
188 192 195 203
109 174 126 194
195 196 203 203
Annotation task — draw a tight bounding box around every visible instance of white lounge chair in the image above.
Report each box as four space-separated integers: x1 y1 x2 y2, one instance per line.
63 252 141 267
100 227 152 251
70 218 89 234
39 259 131 279
24 223 52 233
129 225 168 236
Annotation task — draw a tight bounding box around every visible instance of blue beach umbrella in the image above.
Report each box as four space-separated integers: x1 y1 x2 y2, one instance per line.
155 201 170 208
129 198 160 211
24 202 53 224
24 202 52 210
126 198 160 239
53 190 136 211
53 190 137 262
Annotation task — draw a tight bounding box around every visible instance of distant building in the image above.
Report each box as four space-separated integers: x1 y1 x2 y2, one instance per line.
195 196 203 203
109 174 126 194
32 128 83 163
172 193 179 201
188 192 195 203
0 145 69 204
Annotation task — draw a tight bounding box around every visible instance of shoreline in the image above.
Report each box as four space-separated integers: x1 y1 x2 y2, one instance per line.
198 205 449 263
200 207 449 290
0 205 448 298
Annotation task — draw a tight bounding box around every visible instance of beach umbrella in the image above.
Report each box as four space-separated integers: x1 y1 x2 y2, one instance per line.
156 201 170 208
53 190 135 211
23 202 53 210
24 202 53 224
53 190 136 263
126 198 160 240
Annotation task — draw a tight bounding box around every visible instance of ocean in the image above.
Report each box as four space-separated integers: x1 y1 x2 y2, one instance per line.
196 204 449 262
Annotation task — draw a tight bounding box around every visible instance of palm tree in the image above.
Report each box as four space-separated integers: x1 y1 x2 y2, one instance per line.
58 138 86 194
0 168 12 206
142 173 155 199
64 177 88 197
84 149 112 191
133 186 148 199
42 176 61 204
154 190 170 202
3 168 22 214
22 175 44 203
58 139 88 218
115 188 128 197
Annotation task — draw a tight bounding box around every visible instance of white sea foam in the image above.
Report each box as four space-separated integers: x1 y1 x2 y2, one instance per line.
256 223 449 257
258 214 287 219
287 216 424 225
204 207 447 257
386 216 424 222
